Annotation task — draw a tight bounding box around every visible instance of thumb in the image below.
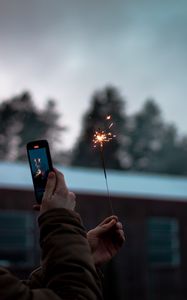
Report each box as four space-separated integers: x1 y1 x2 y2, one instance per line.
99 218 117 234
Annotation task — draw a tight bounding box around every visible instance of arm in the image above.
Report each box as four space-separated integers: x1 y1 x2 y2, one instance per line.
28 215 125 291
39 208 103 300
38 169 102 299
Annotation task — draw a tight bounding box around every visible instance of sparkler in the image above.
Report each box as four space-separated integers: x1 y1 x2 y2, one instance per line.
93 115 116 215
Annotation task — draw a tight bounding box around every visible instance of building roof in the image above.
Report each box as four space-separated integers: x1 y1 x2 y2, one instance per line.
0 162 187 202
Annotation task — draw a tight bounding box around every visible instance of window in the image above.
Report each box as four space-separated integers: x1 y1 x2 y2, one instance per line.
146 217 180 267
0 211 35 267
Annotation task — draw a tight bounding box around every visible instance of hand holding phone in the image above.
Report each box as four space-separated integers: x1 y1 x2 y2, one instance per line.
40 168 76 214
27 140 53 204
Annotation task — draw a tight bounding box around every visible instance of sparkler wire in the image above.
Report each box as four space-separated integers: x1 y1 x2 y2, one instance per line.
99 145 114 215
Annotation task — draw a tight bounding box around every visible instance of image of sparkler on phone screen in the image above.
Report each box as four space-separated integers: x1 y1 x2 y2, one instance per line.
93 115 116 215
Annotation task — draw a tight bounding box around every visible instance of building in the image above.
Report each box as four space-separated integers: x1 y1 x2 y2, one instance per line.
0 162 187 300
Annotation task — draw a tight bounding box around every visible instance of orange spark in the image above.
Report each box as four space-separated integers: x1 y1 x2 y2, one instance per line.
93 115 116 148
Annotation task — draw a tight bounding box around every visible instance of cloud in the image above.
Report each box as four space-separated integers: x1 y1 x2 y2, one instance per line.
0 0 187 148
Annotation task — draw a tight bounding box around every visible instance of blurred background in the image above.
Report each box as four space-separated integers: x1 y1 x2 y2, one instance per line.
0 0 187 299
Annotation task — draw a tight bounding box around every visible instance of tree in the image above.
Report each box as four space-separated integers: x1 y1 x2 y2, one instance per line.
0 92 65 161
127 99 165 171
71 86 129 170
127 99 187 175
152 125 187 175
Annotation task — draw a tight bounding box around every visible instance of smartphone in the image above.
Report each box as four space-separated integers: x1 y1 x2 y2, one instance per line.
26 140 53 204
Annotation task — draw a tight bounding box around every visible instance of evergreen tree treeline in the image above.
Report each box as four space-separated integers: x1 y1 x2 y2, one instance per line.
71 86 187 176
0 91 66 162
0 87 187 175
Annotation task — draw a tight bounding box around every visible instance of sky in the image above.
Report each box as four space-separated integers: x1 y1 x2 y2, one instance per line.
0 0 187 150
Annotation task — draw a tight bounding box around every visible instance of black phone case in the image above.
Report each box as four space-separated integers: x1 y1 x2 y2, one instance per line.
26 140 53 204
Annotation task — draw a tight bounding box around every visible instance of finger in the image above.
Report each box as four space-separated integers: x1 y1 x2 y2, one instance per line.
115 222 125 238
42 171 56 201
96 218 117 235
116 221 123 230
69 191 76 209
69 191 76 201
54 169 69 195
98 215 118 226
90 219 116 236
33 204 41 211
116 229 126 243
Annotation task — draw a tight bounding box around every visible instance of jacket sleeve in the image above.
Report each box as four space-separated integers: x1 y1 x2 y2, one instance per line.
0 208 103 300
25 267 44 289
38 208 103 300
0 267 61 300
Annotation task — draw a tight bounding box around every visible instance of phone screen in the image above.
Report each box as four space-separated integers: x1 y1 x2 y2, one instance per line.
28 146 51 203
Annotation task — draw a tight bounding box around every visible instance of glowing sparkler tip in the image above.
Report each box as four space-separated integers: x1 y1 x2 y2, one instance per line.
92 115 116 148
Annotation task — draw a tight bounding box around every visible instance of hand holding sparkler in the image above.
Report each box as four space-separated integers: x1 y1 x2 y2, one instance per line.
87 215 125 266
